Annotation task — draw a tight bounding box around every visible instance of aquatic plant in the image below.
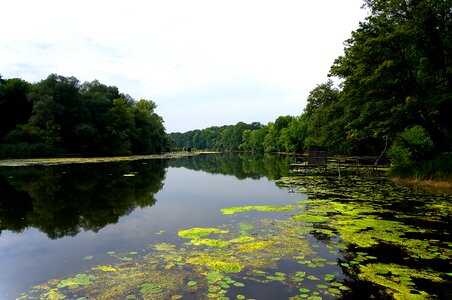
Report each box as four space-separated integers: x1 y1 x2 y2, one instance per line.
220 205 294 215
190 238 230 248
236 241 276 252
358 263 444 299
57 274 95 289
92 265 117 272
178 227 228 239
186 253 244 273
292 213 329 223
140 282 163 295
18 174 452 299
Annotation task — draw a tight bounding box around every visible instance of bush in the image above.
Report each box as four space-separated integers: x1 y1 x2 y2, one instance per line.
390 152 452 180
388 125 434 165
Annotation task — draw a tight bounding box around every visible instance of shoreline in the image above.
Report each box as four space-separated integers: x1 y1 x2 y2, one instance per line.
390 176 452 191
0 152 209 167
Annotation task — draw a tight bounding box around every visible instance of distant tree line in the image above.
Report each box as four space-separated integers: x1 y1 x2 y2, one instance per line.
0 74 167 157
170 0 451 179
169 122 263 152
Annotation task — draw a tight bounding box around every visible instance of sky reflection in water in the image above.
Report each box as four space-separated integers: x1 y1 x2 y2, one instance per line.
0 155 299 298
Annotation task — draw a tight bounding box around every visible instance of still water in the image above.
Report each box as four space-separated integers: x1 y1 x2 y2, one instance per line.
0 154 450 299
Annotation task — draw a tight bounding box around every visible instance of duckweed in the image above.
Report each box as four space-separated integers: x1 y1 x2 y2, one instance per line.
190 238 229 248
186 253 244 273
228 236 255 243
92 265 117 272
292 213 329 223
41 289 66 300
178 227 228 239
358 263 443 299
236 241 276 252
19 174 451 299
57 274 95 289
140 282 163 294
221 205 294 215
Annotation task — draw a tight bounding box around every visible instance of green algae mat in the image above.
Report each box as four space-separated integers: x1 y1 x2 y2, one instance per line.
14 174 452 299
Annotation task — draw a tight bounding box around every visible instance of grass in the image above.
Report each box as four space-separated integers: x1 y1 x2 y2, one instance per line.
390 177 452 190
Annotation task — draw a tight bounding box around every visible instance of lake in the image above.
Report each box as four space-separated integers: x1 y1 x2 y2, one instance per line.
0 153 450 299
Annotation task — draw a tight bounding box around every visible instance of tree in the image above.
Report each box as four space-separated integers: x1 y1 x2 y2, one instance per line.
132 99 167 153
27 74 82 152
105 98 135 156
330 0 452 155
278 116 308 153
303 80 339 116
0 74 168 158
0 78 32 142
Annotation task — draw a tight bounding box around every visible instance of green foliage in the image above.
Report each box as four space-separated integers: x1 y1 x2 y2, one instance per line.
170 122 263 152
329 0 451 158
171 0 450 179
0 77 32 142
0 74 167 158
388 126 451 179
390 152 452 180
388 125 434 165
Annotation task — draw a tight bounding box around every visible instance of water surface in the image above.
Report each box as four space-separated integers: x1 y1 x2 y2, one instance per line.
0 154 450 299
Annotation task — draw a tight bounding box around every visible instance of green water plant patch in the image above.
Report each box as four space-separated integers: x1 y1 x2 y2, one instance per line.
178 227 228 239
221 205 294 215
18 174 452 299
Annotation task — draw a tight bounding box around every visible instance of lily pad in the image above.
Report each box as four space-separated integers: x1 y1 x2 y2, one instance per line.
140 283 163 294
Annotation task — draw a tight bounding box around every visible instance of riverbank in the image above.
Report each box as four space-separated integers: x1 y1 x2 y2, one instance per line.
390 176 452 191
0 152 204 167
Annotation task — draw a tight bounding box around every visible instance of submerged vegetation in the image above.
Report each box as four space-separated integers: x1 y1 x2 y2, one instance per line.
18 171 451 299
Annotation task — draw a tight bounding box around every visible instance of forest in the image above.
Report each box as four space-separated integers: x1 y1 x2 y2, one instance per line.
0 74 167 157
170 0 451 179
1 0 450 179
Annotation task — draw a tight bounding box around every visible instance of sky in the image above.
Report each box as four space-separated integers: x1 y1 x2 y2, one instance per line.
0 0 368 133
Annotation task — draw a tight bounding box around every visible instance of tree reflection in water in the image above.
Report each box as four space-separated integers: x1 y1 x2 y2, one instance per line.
0 160 167 239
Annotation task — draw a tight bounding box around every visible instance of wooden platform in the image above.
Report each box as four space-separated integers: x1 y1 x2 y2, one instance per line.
290 155 389 173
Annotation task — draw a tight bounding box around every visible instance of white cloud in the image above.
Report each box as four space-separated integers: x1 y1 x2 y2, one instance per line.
0 0 368 132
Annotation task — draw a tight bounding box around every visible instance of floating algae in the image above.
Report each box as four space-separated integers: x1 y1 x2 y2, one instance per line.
220 205 294 215
178 227 228 239
189 238 230 248
18 174 451 299
57 274 95 289
358 263 444 299
92 265 118 272
186 253 245 273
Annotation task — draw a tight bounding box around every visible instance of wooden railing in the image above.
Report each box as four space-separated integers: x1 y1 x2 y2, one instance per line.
290 155 390 172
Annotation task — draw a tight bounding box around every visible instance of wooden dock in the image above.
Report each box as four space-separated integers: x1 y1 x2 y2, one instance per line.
290 154 389 173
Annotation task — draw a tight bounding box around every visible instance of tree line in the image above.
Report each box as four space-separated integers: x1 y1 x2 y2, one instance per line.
170 0 451 178
0 74 167 157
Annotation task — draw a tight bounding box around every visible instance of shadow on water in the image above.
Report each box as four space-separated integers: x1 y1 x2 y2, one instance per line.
0 160 167 239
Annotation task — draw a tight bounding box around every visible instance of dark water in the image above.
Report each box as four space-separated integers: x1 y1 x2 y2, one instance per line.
0 154 450 299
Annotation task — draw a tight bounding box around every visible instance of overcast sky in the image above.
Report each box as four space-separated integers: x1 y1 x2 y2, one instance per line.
1 0 368 133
